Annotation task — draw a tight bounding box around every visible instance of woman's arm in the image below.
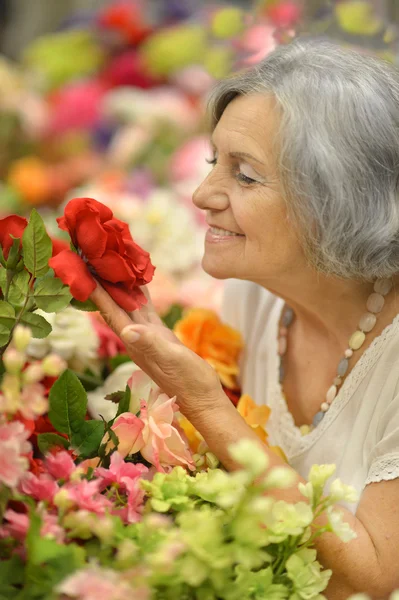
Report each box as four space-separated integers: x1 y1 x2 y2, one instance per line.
90 284 399 599
186 390 399 599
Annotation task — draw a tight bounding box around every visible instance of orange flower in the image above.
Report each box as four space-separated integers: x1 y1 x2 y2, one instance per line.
178 414 204 454
8 157 52 206
174 309 243 389
237 394 287 461
237 394 271 444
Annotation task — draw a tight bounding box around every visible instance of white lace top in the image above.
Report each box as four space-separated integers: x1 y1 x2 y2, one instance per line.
222 279 399 513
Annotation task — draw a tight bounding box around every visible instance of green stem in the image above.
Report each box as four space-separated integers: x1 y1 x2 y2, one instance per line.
0 274 33 358
3 270 14 303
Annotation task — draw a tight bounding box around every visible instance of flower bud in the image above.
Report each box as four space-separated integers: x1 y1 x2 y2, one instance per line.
53 489 74 511
3 348 25 374
1 373 21 413
41 354 67 377
13 325 32 352
205 452 219 469
193 453 205 468
23 363 44 384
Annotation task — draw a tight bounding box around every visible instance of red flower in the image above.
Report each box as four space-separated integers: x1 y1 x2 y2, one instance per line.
0 215 27 259
49 197 155 312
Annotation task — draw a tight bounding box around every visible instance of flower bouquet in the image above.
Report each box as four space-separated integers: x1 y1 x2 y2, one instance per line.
0 198 358 599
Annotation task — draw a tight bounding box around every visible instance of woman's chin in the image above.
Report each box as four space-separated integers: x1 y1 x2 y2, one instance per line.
201 255 235 280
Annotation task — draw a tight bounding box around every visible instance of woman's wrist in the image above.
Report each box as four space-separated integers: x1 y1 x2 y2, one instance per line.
180 385 233 426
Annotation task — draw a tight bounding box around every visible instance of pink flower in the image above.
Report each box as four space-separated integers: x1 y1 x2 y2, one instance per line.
45 451 76 481
56 566 145 600
139 390 194 472
115 476 146 524
41 511 65 543
90 313 127 358
64 479 112 515
95 451 148 490
106 413 144 458
0 509 29 542
19 383 48 419
0 420 31 488
20 472 59 502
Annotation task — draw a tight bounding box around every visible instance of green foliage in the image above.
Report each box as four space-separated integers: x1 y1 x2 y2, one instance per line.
0 268 30 306
0 300 15 345
162 303 184 330
37 433 69 454
19 312 52 338
70 420 105 459
34 277 72 312
22 209 52 279
70 297 98 312
48 369 87 437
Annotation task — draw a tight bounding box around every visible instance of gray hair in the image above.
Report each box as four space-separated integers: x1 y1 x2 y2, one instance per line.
208 39 399 281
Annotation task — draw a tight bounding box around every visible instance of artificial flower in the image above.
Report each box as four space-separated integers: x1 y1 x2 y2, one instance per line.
19 471 59 502
56 566 141 600
0 214 27 258
45 450 76 481
63 479 112 515
174 308 243 388
49 197 155 311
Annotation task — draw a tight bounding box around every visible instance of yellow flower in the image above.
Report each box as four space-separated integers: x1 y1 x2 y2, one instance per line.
237 394 287 462
174 308 243 389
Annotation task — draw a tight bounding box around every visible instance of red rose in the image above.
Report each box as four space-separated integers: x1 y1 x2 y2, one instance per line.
49 197 155 311
0 215 27 259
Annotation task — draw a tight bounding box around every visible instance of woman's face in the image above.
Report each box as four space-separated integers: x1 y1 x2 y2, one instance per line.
192 94 305 286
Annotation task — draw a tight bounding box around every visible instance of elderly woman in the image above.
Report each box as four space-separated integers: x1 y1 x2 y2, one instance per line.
91 40 399 598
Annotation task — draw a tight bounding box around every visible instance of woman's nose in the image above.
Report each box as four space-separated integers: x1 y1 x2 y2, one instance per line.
192 171 230 212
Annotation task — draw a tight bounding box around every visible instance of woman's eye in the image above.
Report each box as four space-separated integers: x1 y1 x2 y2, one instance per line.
206 156 217 166
236 172 257 185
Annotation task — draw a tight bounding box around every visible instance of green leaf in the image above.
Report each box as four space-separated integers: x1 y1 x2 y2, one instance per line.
71 419 105 459
34 277 72 312
0 246 6 268
48 369 87 437
163 303 184 330
22 209 52 278
20 312 52 339
0 300 15 333
37 432 69 455
0 269 30 306
6 237 22 270
71 297 98 312
0 323 11 347
116 385 131 418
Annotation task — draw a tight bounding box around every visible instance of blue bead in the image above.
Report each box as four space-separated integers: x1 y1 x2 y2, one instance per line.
313 411 325 427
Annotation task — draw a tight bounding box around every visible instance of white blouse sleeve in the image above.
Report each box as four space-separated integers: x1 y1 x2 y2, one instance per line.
365 393 399 486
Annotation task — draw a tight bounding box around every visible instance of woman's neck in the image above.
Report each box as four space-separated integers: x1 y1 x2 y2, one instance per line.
258 270 399 351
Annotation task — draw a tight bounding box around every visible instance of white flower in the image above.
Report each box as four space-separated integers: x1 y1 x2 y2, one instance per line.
26 307 100 374
329 479 359 505
264 467 297 489
127 189 204 274
229 439 269 477
327 507 357 543
308 464 336 490
298 481 314 503
87 362 140 421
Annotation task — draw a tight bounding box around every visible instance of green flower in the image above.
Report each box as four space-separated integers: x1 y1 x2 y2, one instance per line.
191 469 248 508
229 439 269 478
286 548 332 599
141 467 194 512
225 565 289 600
308 465 336 490
263 501 314 542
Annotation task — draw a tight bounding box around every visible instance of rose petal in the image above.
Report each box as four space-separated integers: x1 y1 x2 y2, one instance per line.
49 249 96 301
90 250 133 283
100 279 147 312
0 215 28 258
75 211 108 260
63 197 113 233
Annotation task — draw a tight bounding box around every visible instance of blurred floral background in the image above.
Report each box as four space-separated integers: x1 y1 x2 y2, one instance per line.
0 0 398 321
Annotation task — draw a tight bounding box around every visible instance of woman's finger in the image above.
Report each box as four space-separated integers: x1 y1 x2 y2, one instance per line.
129 285 163 326
90 284 133 335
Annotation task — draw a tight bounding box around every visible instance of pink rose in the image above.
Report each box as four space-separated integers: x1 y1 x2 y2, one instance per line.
20 472 59 502
139 390 194 472
0 421 31 488
64 480 112 515
106 413 145 458
95 451 148 490
45 450 76 481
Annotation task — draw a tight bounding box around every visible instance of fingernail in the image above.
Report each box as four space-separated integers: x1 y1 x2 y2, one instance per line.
121 327 140 343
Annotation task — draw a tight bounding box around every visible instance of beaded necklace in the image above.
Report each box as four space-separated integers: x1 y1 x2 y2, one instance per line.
278 278 393 436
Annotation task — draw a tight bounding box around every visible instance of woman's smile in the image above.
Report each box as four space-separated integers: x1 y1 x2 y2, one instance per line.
205 226 245 243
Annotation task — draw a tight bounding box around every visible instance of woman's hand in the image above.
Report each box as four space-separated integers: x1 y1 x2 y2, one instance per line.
90 284 226 417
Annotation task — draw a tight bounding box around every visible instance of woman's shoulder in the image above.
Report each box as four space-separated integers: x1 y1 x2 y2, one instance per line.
221 279 282 339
